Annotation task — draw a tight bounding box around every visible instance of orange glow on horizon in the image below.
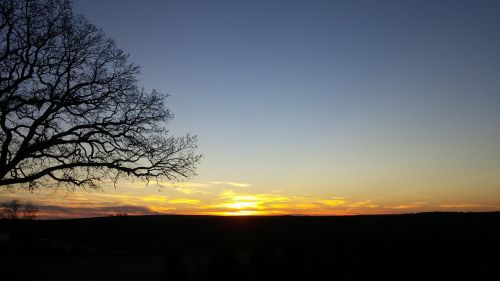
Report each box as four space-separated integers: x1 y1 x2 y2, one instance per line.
2 182 499 219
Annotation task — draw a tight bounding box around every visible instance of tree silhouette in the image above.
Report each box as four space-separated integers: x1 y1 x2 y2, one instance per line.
0 0 200 189
0 199 38 219
22 202 38 219
1 199 21 219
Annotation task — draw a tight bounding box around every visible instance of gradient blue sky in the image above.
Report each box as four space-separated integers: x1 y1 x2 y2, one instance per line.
4 0 498 217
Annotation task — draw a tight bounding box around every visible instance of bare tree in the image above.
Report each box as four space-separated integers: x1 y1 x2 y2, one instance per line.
22 202 38 219
1 199 21 219
0 0 200 190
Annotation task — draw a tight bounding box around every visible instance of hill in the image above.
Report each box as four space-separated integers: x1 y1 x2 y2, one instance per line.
1 212 499 280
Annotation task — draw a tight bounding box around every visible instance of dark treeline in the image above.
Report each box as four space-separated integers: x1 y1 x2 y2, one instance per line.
1 212 500 280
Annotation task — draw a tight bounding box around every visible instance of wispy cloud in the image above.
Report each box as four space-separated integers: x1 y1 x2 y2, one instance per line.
385 202 427 209
438 203 482 208
128 180 210 193
122 179 252 193
348 200 377 208
210 181 251 188
320 198 347 207
167 198 200 205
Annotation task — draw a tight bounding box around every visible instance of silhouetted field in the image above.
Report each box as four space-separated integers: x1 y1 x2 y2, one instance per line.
1 212 499 280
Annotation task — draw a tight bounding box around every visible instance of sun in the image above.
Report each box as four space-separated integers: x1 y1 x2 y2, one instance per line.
212 194 265 215
226 201 258 210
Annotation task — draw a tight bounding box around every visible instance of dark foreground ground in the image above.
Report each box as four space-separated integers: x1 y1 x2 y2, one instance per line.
1 212 499 281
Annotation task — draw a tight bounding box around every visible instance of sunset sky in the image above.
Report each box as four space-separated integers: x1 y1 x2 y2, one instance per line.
1 0 499 218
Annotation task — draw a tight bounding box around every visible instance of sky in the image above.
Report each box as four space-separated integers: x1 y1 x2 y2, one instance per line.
2 0 500 218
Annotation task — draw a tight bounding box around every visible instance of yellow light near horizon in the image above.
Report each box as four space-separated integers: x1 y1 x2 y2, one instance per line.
210 193 267 215
223 210 262 216
226 201 258 209
214 193 262 210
